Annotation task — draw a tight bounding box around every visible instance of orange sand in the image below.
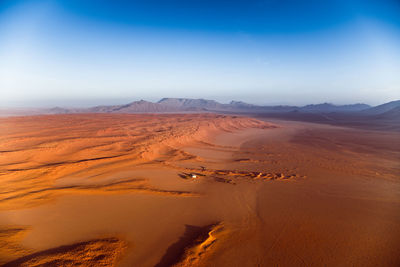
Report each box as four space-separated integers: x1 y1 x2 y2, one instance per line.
0 114 399 266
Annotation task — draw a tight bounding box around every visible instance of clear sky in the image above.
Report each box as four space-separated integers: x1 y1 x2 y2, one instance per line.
0 0 399 107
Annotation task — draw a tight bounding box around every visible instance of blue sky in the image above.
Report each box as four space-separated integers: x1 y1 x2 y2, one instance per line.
0 0 399 107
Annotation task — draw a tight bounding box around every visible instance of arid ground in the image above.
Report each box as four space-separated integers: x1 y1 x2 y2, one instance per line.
0 113 399 266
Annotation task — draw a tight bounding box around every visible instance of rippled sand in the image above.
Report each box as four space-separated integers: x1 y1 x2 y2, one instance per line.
0 114 399 266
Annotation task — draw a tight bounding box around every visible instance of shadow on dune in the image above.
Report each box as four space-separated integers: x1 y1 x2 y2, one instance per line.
155 224 217 267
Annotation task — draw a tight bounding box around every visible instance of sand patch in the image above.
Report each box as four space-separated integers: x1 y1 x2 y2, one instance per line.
3 237 127 267
0 226 31 264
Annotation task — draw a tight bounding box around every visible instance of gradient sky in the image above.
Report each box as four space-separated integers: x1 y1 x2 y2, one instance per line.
1 0 399 107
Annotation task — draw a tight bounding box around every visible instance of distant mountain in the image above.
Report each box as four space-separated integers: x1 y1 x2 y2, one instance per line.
299 103 370 113
375 106 400 120
229 101 257 108
44 99 211 114
87 100 180 113
47 107 71 114
361 100 400 115
2 98 397 119
158 98 223 110
158 98 297 112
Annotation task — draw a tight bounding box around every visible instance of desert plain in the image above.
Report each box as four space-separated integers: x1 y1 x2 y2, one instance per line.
0 113 399 266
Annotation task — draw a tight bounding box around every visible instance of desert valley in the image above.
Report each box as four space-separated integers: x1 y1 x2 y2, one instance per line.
0 99 399 266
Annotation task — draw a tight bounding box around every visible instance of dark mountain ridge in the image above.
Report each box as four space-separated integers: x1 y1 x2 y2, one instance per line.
1 98 398 120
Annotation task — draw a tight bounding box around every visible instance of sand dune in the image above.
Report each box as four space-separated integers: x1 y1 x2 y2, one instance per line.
154 223 226 267
0 178 198 210
3 237 127 267
0 113 271 210
168 223 226 267
0 113 399 266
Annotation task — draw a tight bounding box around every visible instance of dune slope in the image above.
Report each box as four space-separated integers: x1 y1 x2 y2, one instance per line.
0 114 399 266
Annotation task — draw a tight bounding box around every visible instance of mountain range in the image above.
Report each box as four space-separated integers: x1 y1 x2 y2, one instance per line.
1 98 399 119
44 98 398 115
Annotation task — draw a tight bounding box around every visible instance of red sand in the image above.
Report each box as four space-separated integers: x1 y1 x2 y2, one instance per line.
0 114 399 266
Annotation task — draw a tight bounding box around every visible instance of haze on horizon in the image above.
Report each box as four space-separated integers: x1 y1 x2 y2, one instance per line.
1 0 400 108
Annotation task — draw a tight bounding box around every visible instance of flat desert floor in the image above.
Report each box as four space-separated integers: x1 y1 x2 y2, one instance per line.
0 113 399 266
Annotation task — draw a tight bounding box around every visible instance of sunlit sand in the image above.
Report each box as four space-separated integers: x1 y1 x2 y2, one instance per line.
0 113 399 266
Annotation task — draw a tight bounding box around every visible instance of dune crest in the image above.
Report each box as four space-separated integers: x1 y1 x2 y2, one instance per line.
155 223 227 267
173 223 226 267
0 114 271 210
